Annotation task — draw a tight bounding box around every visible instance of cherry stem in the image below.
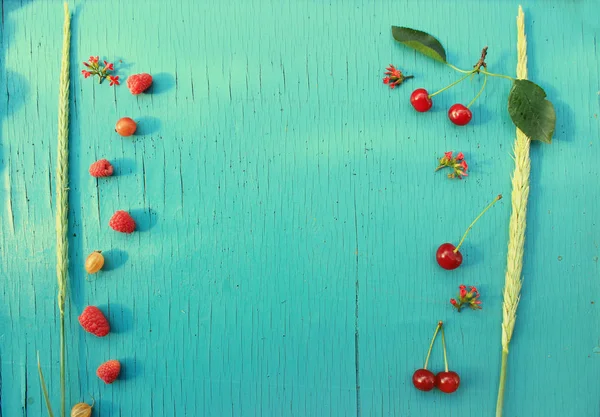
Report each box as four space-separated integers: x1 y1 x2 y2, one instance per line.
480 69 515 81
446 63 472 74
423 321 443 370
467 73 488 109
428 71 475 98
454 194 503 253
441 326 449 372
447 63 515 81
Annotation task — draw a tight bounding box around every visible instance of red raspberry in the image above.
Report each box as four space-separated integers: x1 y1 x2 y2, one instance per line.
126 73 153 95
78 306 110 337
109 210 136 233
97 360 121 384
89 159 114 178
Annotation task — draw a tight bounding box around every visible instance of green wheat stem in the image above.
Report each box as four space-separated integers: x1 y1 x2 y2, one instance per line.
39 3 70 417
496 5 528 417
57 4 71 417
37 353 55 417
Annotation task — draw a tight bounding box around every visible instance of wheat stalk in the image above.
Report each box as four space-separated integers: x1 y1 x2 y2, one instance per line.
39 4 70 417
495 5 528 416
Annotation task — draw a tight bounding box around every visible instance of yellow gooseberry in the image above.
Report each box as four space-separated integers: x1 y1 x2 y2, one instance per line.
115 117 137 136
85 251 104 274
71 398 94 417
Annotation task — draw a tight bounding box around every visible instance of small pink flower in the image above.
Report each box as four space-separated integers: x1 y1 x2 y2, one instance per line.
81 70 91 78
385 65 402 78
452 284 482 313
89 56 99 64
109 75 120 86
103 60 114 71
83 61 90 67
436 151 469 180
382 65 412 89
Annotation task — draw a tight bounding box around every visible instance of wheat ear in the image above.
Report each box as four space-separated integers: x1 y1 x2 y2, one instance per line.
56 3 71 416
495 5 528 417
39 3 70 417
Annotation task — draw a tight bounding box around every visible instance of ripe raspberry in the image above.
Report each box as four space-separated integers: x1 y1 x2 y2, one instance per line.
126 73 153 95
89 159 114 178
109 210 136 233
97 360 121 384
78 306 110 337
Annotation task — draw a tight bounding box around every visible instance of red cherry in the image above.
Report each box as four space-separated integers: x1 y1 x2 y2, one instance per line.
448 104 472 125
412 369 436 391
435 371 460 393
436 195 502 271
410 88 433 112
436 243 463 270
413 321 443 392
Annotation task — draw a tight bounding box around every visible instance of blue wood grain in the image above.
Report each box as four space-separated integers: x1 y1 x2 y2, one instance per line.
1 0 599 415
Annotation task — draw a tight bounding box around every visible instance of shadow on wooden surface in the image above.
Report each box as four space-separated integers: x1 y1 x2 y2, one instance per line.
130 208 158 232
149 72 175 95
101 248 129 272
120 356 143 381
111 157 137 177
107 303 133 334
135 116 162 136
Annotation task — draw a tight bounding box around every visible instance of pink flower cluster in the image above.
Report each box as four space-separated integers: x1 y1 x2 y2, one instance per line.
450 285 482 312
81 56 119 86
436 151 468 179
382 65 413 89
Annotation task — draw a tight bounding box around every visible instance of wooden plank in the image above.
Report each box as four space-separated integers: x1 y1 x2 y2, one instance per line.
0 0 599 415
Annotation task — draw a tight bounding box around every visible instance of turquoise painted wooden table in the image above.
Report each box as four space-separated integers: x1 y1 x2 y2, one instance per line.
1 0 599 415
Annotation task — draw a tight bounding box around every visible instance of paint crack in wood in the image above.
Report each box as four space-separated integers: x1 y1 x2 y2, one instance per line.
353 191 361 417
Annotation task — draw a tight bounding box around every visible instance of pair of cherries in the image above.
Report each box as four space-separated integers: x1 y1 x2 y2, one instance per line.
412 321 460 394
410 88 472 126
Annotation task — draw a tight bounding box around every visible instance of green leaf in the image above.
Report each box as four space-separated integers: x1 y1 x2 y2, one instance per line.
391 26 447 63
508 79 556 144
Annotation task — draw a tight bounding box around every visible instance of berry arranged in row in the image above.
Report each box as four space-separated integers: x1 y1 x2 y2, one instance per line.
410 87 473 126
448 103 472 126
85 251 105 274
127 73 153 95
436 194 502 270
409 88 432 112
115 117 137 137
412 321 460 394
109 210 136 234
412 321 441 391
97 359 121 384
89 159 114 177
79 306 110 337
